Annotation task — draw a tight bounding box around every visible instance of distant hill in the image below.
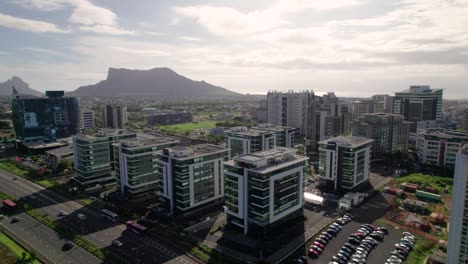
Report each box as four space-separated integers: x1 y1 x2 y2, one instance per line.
0 76 42 96
70 67 242 100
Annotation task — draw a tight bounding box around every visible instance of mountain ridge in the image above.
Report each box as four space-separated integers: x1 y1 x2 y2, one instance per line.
0 76 43 96
70 67 241 100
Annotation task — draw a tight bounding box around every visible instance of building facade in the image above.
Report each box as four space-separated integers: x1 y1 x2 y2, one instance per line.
12 91 79 141
447 144 468 264
393 86 443 122
352 113 410 158
464 108 468 131
351 100 384 120
115 137 180 197
224 148 308 236
225 127 276 159
103 104 127 129
80 108 95 130
147 112 193 125
318 136 373 191
251 123 298 148
417 129 468 167
155 144 229 214
73 134 114 187
267 90 314 135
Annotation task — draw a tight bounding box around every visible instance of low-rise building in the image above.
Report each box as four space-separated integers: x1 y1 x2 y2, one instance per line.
45 145 74 171
318 136 373 191
223 147 308 236
155 144 229 214
115 137 180 197
416 129 468 167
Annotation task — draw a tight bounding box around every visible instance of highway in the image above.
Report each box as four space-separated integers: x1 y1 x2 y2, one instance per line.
0 211 101 264
0 168 198 264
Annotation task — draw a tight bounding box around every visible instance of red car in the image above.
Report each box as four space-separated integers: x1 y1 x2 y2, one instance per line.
313 242 325 249
354 232 366 238
309 248 320 256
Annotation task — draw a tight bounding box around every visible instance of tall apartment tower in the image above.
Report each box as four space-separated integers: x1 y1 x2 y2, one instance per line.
115 137 180 197
103 104 127 129
79 108 95 129
12 91 79 141
352 113 410 158
447 144 468 264
267 90 314 135
155 144 229 214
224 148 308 236
393 86 443 122
318 136 373 191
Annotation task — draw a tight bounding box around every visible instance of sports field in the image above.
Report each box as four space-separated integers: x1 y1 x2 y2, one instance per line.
159 121 217 134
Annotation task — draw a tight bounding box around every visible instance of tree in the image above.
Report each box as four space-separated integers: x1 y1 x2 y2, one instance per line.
57 159 73 172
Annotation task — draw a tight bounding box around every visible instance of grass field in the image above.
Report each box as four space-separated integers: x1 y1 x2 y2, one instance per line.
393 173 453 194
405 239 436 264
159 121 217 134
0 161 29 176
0 232 41 264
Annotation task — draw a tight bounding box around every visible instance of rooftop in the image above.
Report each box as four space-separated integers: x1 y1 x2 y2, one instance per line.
418 129 468 139
234 147 296 162
252 123 296 132
165 144 227 159
45 145 73 156
398 85 443 94
121 137 179 148
318 136 374 147
225 127 268 136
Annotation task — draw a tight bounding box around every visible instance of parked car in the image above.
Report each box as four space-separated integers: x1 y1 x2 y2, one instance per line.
316 238 328 245
77 213 87 220
10 217 20 223
58 210 67 216
62 241 73 251
314 241 325 249
112 239 123 247
309 248 320 257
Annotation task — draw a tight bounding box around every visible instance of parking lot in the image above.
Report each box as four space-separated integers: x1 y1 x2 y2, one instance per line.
299 193 404 264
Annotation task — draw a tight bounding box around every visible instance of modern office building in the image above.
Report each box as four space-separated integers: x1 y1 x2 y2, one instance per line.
79 108 95 130
11 91 79 141
352 113 410 158
393 86 443 122
416 129 468 167
224 148 308 236
267 90 314 135
251 123 298 148
371 94 394 113
115 137 180 197
225 127 276 159
318 136 373 191
351 100 384 119
155 144 229 214
103 104 127 129
147 112 193 125
464 108 468 131
73 134 114 188
447 144 468 264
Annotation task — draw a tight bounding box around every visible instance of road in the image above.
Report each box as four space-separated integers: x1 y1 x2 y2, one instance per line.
0 211 101 264
0 168 198 264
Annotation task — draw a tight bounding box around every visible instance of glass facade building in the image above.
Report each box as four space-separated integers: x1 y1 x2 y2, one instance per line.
115 137 179 196
251 123 298 148
155 144 229 214
225 127 276 159
224 147 308 236
12 91 79 141
318 136 373 191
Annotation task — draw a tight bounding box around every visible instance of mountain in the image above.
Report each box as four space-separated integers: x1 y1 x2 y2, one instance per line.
0 76 43 97
70 67 242 100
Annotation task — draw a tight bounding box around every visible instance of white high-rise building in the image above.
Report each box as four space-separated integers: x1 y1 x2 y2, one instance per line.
447 144 468 264
79 108 95 129
267 90 314 135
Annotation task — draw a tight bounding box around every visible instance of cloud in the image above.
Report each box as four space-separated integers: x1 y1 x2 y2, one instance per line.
10 0 132 35
0 13 67 33
22 47 66 56
0 51 8 55
180 36 201 41
111 46 170 56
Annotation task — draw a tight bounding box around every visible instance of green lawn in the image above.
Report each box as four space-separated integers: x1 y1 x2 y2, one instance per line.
405 239 436 264
159 121 217 134
393 173 453 194
36 179 55 188
0 232 41 264
0 162 29 176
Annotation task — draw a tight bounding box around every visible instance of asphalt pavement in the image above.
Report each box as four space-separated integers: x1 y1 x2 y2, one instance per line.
0 168 198 264
0 211 101 264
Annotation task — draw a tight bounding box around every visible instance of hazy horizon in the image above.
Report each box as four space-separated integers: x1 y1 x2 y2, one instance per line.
0 0 467 99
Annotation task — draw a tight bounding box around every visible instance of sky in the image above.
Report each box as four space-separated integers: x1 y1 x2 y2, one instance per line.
0 0 467 99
